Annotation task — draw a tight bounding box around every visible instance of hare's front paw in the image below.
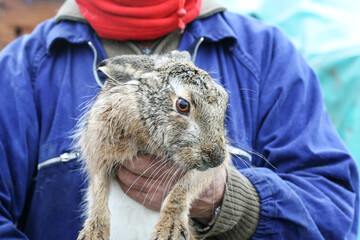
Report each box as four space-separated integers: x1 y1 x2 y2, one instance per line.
77 220 110 240
150 216 192 240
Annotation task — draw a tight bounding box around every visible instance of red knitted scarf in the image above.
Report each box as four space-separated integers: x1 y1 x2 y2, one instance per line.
75 0 202 41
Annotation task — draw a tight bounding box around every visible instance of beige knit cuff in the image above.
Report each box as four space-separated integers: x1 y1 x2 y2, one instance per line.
199 167 260 239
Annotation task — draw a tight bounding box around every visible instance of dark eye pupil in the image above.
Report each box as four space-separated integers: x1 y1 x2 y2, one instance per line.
179 99 188 110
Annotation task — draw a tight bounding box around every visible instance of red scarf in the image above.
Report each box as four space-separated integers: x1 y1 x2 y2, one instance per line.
75 0 202 41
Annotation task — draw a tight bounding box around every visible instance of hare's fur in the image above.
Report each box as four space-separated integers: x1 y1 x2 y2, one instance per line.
75 51 230 240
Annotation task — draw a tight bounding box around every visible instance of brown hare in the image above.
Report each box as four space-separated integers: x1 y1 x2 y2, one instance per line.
75 51 230 240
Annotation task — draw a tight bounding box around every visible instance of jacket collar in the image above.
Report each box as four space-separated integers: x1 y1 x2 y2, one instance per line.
46 10 237 54
45 20 96 53
179 11 237 52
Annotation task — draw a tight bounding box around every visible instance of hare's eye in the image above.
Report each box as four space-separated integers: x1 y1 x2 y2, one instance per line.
176 98 190 115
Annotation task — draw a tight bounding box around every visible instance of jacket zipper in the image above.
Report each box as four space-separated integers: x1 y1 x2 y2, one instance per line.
88 41 104 88
37 152 80 171
190 37 204 63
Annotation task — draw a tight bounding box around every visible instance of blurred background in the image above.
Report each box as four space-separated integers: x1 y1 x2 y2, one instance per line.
0 0 359 185
0 0 63 49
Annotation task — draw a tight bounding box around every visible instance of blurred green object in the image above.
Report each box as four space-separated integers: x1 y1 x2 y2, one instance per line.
221 0 360 163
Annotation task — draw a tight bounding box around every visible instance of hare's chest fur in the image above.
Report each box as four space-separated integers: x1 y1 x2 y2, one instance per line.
108 178 159 239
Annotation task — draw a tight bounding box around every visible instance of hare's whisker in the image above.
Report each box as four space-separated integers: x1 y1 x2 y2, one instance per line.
123 159 163 197
137 159 169 196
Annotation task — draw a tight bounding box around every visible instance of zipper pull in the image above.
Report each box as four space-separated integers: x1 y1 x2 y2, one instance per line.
60 152 79 163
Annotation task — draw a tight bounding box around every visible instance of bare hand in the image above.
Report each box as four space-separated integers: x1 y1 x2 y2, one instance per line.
117 155 227 224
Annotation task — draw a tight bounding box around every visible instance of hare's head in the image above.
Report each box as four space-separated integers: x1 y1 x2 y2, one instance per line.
92 51 229 171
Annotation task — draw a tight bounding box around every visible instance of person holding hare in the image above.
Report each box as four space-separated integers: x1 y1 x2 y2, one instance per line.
0 0 358 240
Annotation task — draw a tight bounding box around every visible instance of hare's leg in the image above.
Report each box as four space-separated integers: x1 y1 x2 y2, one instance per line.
150 166 221 240
77 168 111 240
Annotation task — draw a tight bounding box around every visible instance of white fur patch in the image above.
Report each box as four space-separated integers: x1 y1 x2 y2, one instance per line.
125 80 141 86
108 178 160 240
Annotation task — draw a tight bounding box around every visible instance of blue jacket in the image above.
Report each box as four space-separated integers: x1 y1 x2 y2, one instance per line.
0 12 358 240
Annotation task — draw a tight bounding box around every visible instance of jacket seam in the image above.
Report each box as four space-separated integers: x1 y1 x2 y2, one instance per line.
30 43 47 89
230 45 260 83
229 45 261 152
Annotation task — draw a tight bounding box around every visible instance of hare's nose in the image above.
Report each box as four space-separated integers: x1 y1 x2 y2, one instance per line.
201 145 225 169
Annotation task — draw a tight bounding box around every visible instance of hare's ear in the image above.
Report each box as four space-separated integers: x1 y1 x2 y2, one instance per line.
152 51 191 68
97 55 155 85
169 50 191 61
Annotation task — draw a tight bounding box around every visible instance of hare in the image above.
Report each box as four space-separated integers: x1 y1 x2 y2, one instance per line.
75 51 230 240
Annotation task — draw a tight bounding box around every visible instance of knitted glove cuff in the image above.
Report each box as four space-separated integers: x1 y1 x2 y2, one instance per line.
199 167 260 239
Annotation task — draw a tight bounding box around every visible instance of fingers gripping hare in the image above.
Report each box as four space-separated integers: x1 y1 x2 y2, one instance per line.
75 51 230 240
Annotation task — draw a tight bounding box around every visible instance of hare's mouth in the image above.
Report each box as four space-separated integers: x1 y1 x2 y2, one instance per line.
195 160 209 171
173 146 226 171
194 154 225 171
195 145 226 171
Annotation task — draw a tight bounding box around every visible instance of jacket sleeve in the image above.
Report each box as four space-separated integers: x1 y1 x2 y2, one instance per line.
239 26 359 239
0 36 40 239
